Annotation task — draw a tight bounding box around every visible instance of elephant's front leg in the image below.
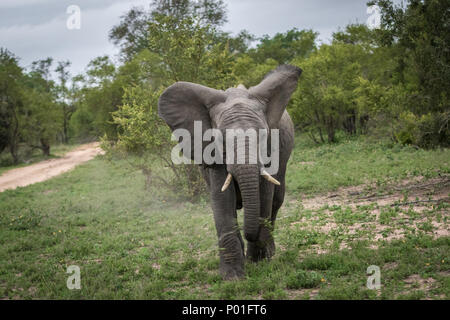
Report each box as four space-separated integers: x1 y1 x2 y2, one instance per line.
246 179 275 262
206 166 245 280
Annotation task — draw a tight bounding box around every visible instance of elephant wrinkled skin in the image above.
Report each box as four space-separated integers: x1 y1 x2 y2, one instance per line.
158 65 302 280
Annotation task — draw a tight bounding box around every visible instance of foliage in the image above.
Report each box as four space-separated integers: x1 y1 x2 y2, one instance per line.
22 58 62 155
290 43 366 143
54 60 74 144
20 84 61 156
69 56 123 141
232 55 278 88
366 0 450 146
105 14 237 200
0 48 24 162
249 28 318 64
109 0 228 61
0 49 71 163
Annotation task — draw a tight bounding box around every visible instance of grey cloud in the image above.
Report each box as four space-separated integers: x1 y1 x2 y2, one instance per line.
224 0 371 43
0 0 149 75
0 0 149 28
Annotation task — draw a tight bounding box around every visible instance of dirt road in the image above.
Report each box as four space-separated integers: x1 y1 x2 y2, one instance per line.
0 142 104 192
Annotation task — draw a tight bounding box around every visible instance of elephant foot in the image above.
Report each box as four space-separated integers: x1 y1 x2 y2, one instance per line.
246 239 275 262
220 262 245 280
218 231 245 280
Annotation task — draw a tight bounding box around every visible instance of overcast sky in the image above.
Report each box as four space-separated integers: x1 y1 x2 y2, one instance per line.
0 0 384 77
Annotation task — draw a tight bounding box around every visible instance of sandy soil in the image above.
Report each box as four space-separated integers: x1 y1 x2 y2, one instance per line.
298 176 450 211
0 142 104 192
285 175 450 251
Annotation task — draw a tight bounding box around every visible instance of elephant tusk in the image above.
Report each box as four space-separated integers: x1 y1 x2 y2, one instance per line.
221 173 233 192
261 170 281 186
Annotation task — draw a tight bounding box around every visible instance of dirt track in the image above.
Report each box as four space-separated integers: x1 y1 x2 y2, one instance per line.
0 142 104 192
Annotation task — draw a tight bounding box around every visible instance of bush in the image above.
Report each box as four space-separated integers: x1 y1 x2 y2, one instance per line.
416 112 450 148
103 15 241 201
394 112 420 146
103 85 207 201
390 111 449 148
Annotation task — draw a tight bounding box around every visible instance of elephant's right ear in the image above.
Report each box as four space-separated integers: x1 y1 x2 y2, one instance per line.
158 82 227 160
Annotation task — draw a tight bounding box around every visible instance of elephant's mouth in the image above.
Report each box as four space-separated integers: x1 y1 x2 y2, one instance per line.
220 167 280 192
221 167 280 209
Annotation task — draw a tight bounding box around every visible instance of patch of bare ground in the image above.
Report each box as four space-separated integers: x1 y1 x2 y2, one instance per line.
287 175 449 253
298 175 450 211
397 274 447 299
287 288 320 300
383 262 399 270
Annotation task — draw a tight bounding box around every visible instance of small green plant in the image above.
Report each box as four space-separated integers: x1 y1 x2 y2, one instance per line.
286 270 323 289
417 221 433 233
5 208 42 231
379 207 399 225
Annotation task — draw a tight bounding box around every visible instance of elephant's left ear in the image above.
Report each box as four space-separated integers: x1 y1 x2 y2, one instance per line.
249 65 302 128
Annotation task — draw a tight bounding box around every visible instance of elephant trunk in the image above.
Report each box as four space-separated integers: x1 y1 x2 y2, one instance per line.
232 164 260 242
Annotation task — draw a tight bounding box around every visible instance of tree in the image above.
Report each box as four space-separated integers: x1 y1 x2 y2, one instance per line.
371 0 449 108
22 58 62 156
249 28 318 64
68 56 124 142
145 14 235 87
367 0 450 146
109 0 228 60
214 30 255 55
0 48 24 163
107 14 236 200
290 43 365 143
152 0 227 26
333 23 379 49
231 55 278 88
55 60 75 143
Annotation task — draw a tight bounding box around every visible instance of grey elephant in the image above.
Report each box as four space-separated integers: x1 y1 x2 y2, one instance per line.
158 65 302 279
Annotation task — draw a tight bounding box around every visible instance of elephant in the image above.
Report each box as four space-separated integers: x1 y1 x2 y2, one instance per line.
158 64 302 280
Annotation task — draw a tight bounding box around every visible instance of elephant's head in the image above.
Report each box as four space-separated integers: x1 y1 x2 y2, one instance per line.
158 65 302 242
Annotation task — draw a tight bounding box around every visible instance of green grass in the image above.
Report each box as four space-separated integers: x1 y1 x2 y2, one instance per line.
0 135 448 299
287 136 450 194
